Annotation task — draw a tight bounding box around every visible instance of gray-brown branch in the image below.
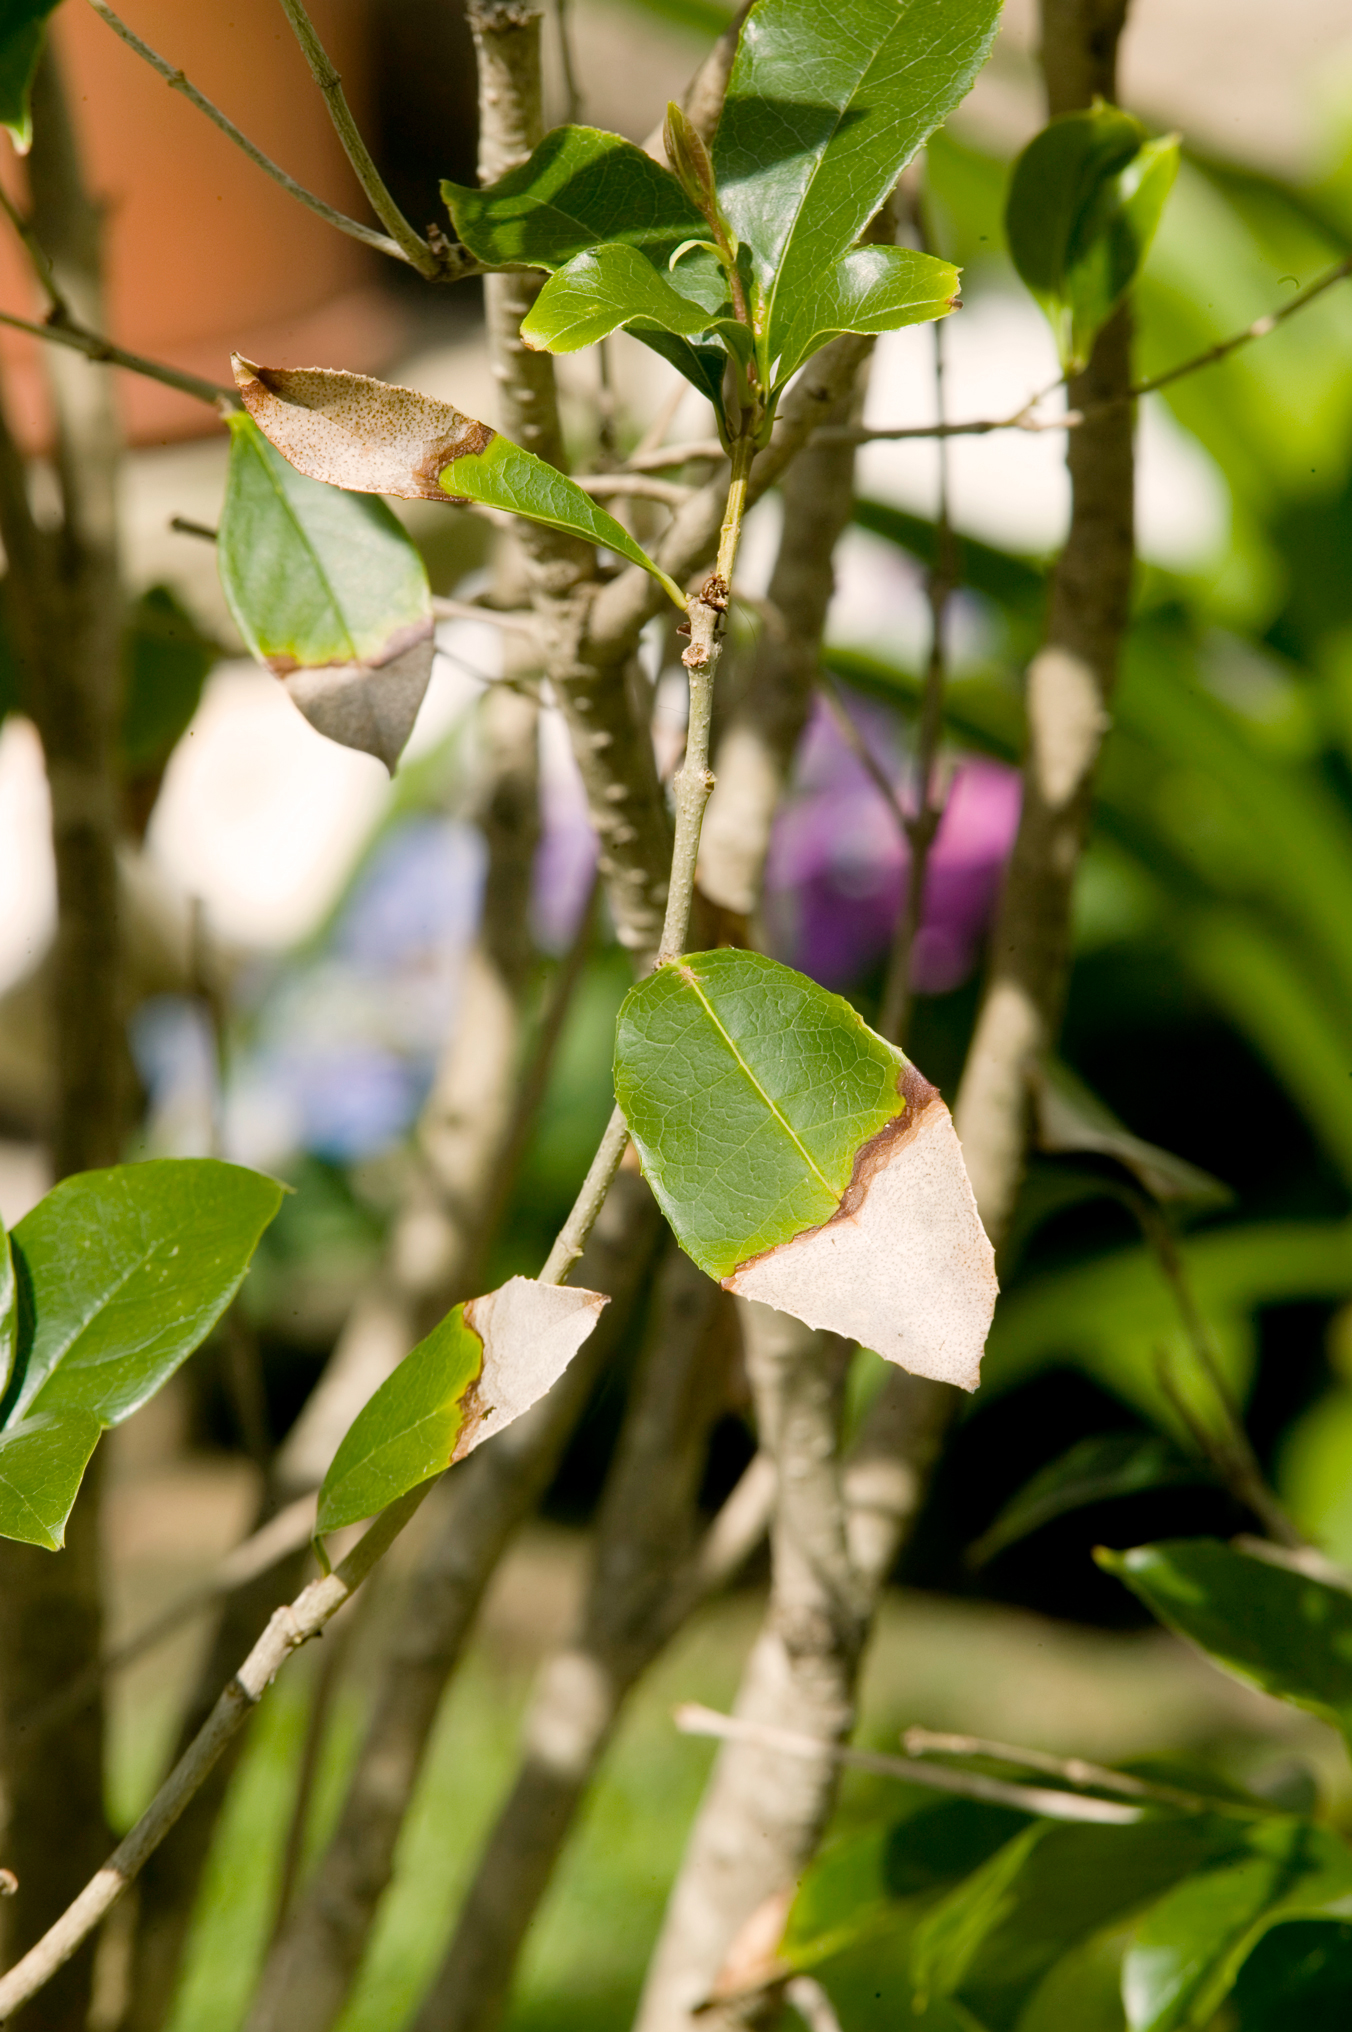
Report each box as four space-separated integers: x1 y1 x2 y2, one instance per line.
123 676 544 2032
409 1243 739 2032
241 1170 661 2032
0 44 127 2032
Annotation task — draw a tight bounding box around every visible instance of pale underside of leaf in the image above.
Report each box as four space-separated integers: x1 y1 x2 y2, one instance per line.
455 1277 608 1461
724 1063 996 1390
233 357 496 503
277 628 435 774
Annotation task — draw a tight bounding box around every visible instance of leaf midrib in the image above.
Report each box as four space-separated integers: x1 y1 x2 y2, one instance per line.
677 968 837 1200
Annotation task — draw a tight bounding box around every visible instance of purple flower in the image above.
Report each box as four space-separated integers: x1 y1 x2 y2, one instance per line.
763 695 1020 993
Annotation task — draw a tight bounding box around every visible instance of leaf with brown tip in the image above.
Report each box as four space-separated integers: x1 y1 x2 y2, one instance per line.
316 1277 609 1534
232 357 686 608
217 414 434 771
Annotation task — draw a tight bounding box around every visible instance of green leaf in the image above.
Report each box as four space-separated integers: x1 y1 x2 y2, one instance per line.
1099 1539 1352 1747
911 1814 1251 2030
442 125 736 400
1005 106 1180 372
784 1801 1032 1974
967 1433 1214 1570
120 585 220 779
442 124 706 273
1230 1919 1352 2030
3 1159 283 1432
612 950 996 1387
438 434 687 606
233 359 687 613
317 1277 607 1535
1123 1819 1352 2031
771 244 961 389
714 0 1000 374
218 411 435 771
0 1407 102 1551
521 241 752 364
0 0 60 151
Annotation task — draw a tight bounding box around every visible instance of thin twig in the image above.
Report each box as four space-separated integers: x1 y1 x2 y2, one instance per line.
0 184 68 316
0 1486 431 2019
1135 252 1352 397
555 0 583 124
1133 1192 1304 1549
275 0 448 278
623 437 727 472
818 675 910 842
17 1497 318 1744
457 874 601 1295
674 1706 1139 1824
170 514 219 542
0 303 236 411
575 471 694 507
656 433 756 965
430 596 541 637
880 311 956 1046
900 1727 1224 1815
816 252 1352 449
85 0 411 263
538 1106 631 1285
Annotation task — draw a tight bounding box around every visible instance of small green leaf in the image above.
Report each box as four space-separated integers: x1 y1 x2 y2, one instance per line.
784 1801 1031 1974
442 124 705 273
120 585 220 780
218 410 435 771
1099 1539 1352 1747
0 1407 102 1550
438 434 687 606
967 1433 1214 1569
3 1159 283 1431
442 123 733 403
714 0 1000 376
1230 1919 1352 2030
771 244 961 390
317 1277 607 1535
1005 106 1180 372
521 241 750 364
0 0 60 151
1123 1819 1352 2032
612 950 996 1386
233 360 687 612
911 1814 1251 2030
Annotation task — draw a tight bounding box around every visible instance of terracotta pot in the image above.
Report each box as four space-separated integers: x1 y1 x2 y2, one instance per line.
0 0 402 447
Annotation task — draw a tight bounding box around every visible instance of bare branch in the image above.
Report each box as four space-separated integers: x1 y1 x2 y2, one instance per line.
17 1495 317 1744
408 1245 738 2032
814 251 1352 450
0 1489 430 2021
85 0 419 265
675 1708 1141 1824
879 309 955 1047
953 0 1137 1247
0 301 236 411
575 471 695 507
274 0 451 277
900 1727 1220 1813
241 1172 662 2032
623 438 726 472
